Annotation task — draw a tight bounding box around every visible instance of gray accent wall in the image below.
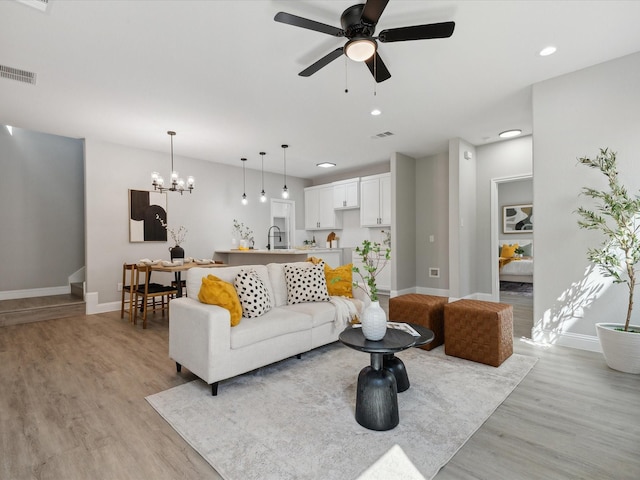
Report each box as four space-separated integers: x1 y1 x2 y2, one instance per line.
0 127 84 293
391 153 417 294
415 152 449 291
532 51 640 350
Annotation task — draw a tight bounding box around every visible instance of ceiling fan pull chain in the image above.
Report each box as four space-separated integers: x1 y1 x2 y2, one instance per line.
373 54 377 96
344 56 349 93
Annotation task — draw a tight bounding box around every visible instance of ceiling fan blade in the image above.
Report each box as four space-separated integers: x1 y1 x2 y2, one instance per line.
361 0 389 25
299 48 344 77
378 21 455 43
364 52 391 83
274 12 344 37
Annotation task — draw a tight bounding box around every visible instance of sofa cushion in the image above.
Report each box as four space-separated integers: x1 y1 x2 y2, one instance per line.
234 269 272 318
284 263 330 305
268 262 319 307
281 301 337 328
230 307 313 349
187 265 274 306
324 263 353 297
198 275 242 326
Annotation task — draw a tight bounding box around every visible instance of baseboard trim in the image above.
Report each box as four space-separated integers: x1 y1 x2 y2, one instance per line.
532 327 602 352
0 285 70 301
85 292 120 315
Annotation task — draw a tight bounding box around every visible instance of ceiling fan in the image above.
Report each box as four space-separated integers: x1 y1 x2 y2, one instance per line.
274 0 455 83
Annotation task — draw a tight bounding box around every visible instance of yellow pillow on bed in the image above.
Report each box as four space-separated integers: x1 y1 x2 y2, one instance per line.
198 275 242 326
500 244 518 258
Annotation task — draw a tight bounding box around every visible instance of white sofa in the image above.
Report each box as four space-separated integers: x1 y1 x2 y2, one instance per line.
169 262 369 395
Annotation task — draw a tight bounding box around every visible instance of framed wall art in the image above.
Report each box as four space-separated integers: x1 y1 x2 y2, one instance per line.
129 189 167 242
503 204 533 233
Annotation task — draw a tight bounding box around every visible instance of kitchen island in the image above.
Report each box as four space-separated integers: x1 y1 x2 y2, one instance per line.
214 249 342 266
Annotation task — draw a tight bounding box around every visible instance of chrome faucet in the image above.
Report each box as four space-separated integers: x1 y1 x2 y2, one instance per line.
266 225 282 251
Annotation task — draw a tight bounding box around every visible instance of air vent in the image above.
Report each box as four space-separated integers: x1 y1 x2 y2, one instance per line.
16 0 49 12
371 131 394 140
0 65 37 85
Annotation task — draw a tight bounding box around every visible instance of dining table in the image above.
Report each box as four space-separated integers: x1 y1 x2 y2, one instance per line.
150 261 226 297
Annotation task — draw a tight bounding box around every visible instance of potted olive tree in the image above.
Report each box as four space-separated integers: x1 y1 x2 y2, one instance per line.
576 148 640 373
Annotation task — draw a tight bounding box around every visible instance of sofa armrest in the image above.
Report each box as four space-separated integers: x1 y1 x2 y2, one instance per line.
169 297 232 384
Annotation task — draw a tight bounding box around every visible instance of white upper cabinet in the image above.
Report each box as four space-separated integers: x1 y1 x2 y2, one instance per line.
305 185 343 230
332 178 359 209
360 173 391 227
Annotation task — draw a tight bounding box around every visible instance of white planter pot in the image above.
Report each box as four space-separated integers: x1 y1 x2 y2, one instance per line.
596 323 640 374
361 301 387 341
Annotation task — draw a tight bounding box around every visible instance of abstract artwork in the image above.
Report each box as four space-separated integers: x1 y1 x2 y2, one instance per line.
129 189 167 242
503 204 533 233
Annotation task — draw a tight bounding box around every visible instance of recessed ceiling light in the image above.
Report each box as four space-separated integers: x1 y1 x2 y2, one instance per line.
371 109 381 116
499 129 522 138
317 162 336 168
539 46 557 57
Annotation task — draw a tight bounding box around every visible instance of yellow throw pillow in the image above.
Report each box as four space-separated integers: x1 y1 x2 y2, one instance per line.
500 244 518 258
324 263 353 298
198 275 242 326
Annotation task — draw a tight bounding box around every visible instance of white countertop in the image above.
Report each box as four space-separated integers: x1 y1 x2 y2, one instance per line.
216 248 342 254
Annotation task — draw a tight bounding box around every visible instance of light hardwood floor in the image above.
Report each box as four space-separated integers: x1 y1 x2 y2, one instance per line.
1 295 639 479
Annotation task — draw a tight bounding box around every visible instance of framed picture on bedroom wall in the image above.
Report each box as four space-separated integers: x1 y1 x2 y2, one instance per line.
503 204 533 233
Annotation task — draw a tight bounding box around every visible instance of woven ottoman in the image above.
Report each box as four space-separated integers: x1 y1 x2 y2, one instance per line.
388 294 448 351
444 299 513 367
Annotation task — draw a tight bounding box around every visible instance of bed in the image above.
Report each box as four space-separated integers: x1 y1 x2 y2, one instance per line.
499 240 533 283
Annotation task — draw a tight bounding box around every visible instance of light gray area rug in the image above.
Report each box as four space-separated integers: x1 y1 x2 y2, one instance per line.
147 344 537 480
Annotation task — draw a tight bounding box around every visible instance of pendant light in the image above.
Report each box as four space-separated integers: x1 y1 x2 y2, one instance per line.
281 144 289 199
259 151 267 203
241 157 248 205
151 131 194 194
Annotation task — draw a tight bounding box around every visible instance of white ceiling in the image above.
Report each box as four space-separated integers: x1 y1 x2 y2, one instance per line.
2 0 640 180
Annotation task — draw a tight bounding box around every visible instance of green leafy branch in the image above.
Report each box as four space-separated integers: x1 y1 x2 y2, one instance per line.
352 240 391 302
576 148 640 331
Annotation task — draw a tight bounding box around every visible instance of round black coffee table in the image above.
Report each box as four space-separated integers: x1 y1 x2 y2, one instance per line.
383 323 435 393
340 326 431 431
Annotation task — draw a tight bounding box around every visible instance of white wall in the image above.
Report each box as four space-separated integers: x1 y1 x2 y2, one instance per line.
449 138 477 298
0 127 84 297
84 139 307 312
533 51 640 350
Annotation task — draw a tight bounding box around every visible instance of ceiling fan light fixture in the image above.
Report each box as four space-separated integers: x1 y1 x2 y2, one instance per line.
344 38 376 62
499 129 522 139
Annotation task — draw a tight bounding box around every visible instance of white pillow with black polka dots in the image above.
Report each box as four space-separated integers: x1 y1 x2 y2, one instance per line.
234 269 272 318
283 262 330 305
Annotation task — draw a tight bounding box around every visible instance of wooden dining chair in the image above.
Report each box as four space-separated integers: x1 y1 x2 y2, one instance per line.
120 263 140 324
134 264 178 329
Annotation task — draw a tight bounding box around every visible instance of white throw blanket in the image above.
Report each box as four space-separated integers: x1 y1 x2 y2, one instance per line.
330 296 364 327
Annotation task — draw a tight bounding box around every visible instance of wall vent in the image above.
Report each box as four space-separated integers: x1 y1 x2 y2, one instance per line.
371 131 394 140
0 65 37 85
429 267 440 278
16 0 50 12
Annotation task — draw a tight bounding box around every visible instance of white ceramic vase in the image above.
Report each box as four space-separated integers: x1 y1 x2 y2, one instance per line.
596 323 640 374
361 301 387 341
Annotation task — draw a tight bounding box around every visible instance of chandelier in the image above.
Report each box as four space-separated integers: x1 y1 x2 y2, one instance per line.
151 131 194 194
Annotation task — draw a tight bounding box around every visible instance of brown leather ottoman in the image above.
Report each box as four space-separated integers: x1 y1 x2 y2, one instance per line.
444 299 513 367
388 294 448 351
